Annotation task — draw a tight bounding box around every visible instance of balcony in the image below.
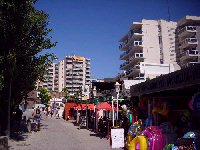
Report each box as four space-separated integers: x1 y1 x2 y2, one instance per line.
184 62 200 68
180 38 198 49
180 49 200 62
73 76 82 79
134 74 145 80
73 80 83 84
66 80 72 83
119 42 129 51
178 26 197 37
126 65 140 77
120 61 129 70
73 68 83 71
120 50 130 60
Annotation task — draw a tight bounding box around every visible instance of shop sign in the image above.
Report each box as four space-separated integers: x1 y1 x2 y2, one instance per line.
111 128 124 148
192 92 200 111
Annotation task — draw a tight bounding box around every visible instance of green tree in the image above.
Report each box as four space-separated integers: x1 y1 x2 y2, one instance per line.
0 0 56 135
62 87 69 100
39 88 51 104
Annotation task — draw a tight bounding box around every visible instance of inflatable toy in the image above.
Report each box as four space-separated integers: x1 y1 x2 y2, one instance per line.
163 144 174 150
128 136 148 150
126 120 143 148
141 126 164 150
183 131 195 138
188 100 194 110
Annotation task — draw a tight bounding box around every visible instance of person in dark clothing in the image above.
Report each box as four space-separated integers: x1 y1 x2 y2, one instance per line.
15 106 23 131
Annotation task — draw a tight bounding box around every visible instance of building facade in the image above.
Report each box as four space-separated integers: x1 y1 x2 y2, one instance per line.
176 16 200 68
59 56 91 98
118 19 180 81
36 56 91 99
117 19 182 97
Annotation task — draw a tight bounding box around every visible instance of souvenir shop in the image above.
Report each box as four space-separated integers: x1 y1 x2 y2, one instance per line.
126 65 200 150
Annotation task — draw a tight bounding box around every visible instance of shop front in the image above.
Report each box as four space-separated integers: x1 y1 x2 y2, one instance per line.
127 64 200 150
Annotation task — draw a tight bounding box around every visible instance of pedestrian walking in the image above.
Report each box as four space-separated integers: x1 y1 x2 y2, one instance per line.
45 107 49 117
35 106 41 131
50 110 53 118
15 106 23 131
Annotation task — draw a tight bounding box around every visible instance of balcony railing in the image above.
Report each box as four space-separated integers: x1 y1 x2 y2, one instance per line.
185 50 199 55
181 38 198 45
178 26 197 34
120 50 130 59
185 62 200 67
119 39 129 50
126 65 140 75
73 76 82 79
120 61 129 69
128 30 142 39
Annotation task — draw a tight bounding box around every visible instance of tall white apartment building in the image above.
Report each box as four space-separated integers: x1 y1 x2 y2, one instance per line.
118 19 179 81
58 56 91 97
176 16 200 68
35 63 59 91
36 56 91 99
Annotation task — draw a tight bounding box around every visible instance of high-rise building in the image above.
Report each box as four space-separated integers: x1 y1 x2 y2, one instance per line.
58 56 91 97
118 19 179 81
176 16 200 68
35 56 91 99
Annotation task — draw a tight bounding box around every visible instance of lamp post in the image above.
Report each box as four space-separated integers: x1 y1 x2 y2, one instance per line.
93 86 98 132
115 82 121 121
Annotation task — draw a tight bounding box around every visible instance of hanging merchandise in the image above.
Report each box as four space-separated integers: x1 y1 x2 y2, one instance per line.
192 92 200 111
129 113 133 124
188 100 194 110
139 98 149 110
144 116 153 129
152 101 169 116
159 122 176 146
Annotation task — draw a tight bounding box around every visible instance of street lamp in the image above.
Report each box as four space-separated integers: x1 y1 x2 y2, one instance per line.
92 86 98 132
115 82 121 121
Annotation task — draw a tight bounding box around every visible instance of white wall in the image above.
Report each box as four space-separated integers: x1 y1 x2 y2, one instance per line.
142 20 160 64
160 20 177 64
140 62 175 75
123 80 146 90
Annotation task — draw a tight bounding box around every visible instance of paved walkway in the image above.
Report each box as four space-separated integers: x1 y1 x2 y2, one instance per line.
8 116 123 150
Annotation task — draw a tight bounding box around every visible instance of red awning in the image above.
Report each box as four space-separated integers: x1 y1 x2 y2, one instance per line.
74 104 94 110
96 102 116 111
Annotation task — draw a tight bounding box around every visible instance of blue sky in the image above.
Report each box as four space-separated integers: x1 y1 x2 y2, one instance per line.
35 0 200 79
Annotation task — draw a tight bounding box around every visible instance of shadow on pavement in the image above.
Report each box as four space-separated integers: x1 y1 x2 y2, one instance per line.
10 119 48 141
10 120 30 142
89 132 107 139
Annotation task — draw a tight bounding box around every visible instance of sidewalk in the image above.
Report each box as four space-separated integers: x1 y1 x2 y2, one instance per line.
8 115 123 150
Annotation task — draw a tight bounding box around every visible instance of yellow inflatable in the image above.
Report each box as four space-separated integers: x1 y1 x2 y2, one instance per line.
128 136 148 150
126 120 143 148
